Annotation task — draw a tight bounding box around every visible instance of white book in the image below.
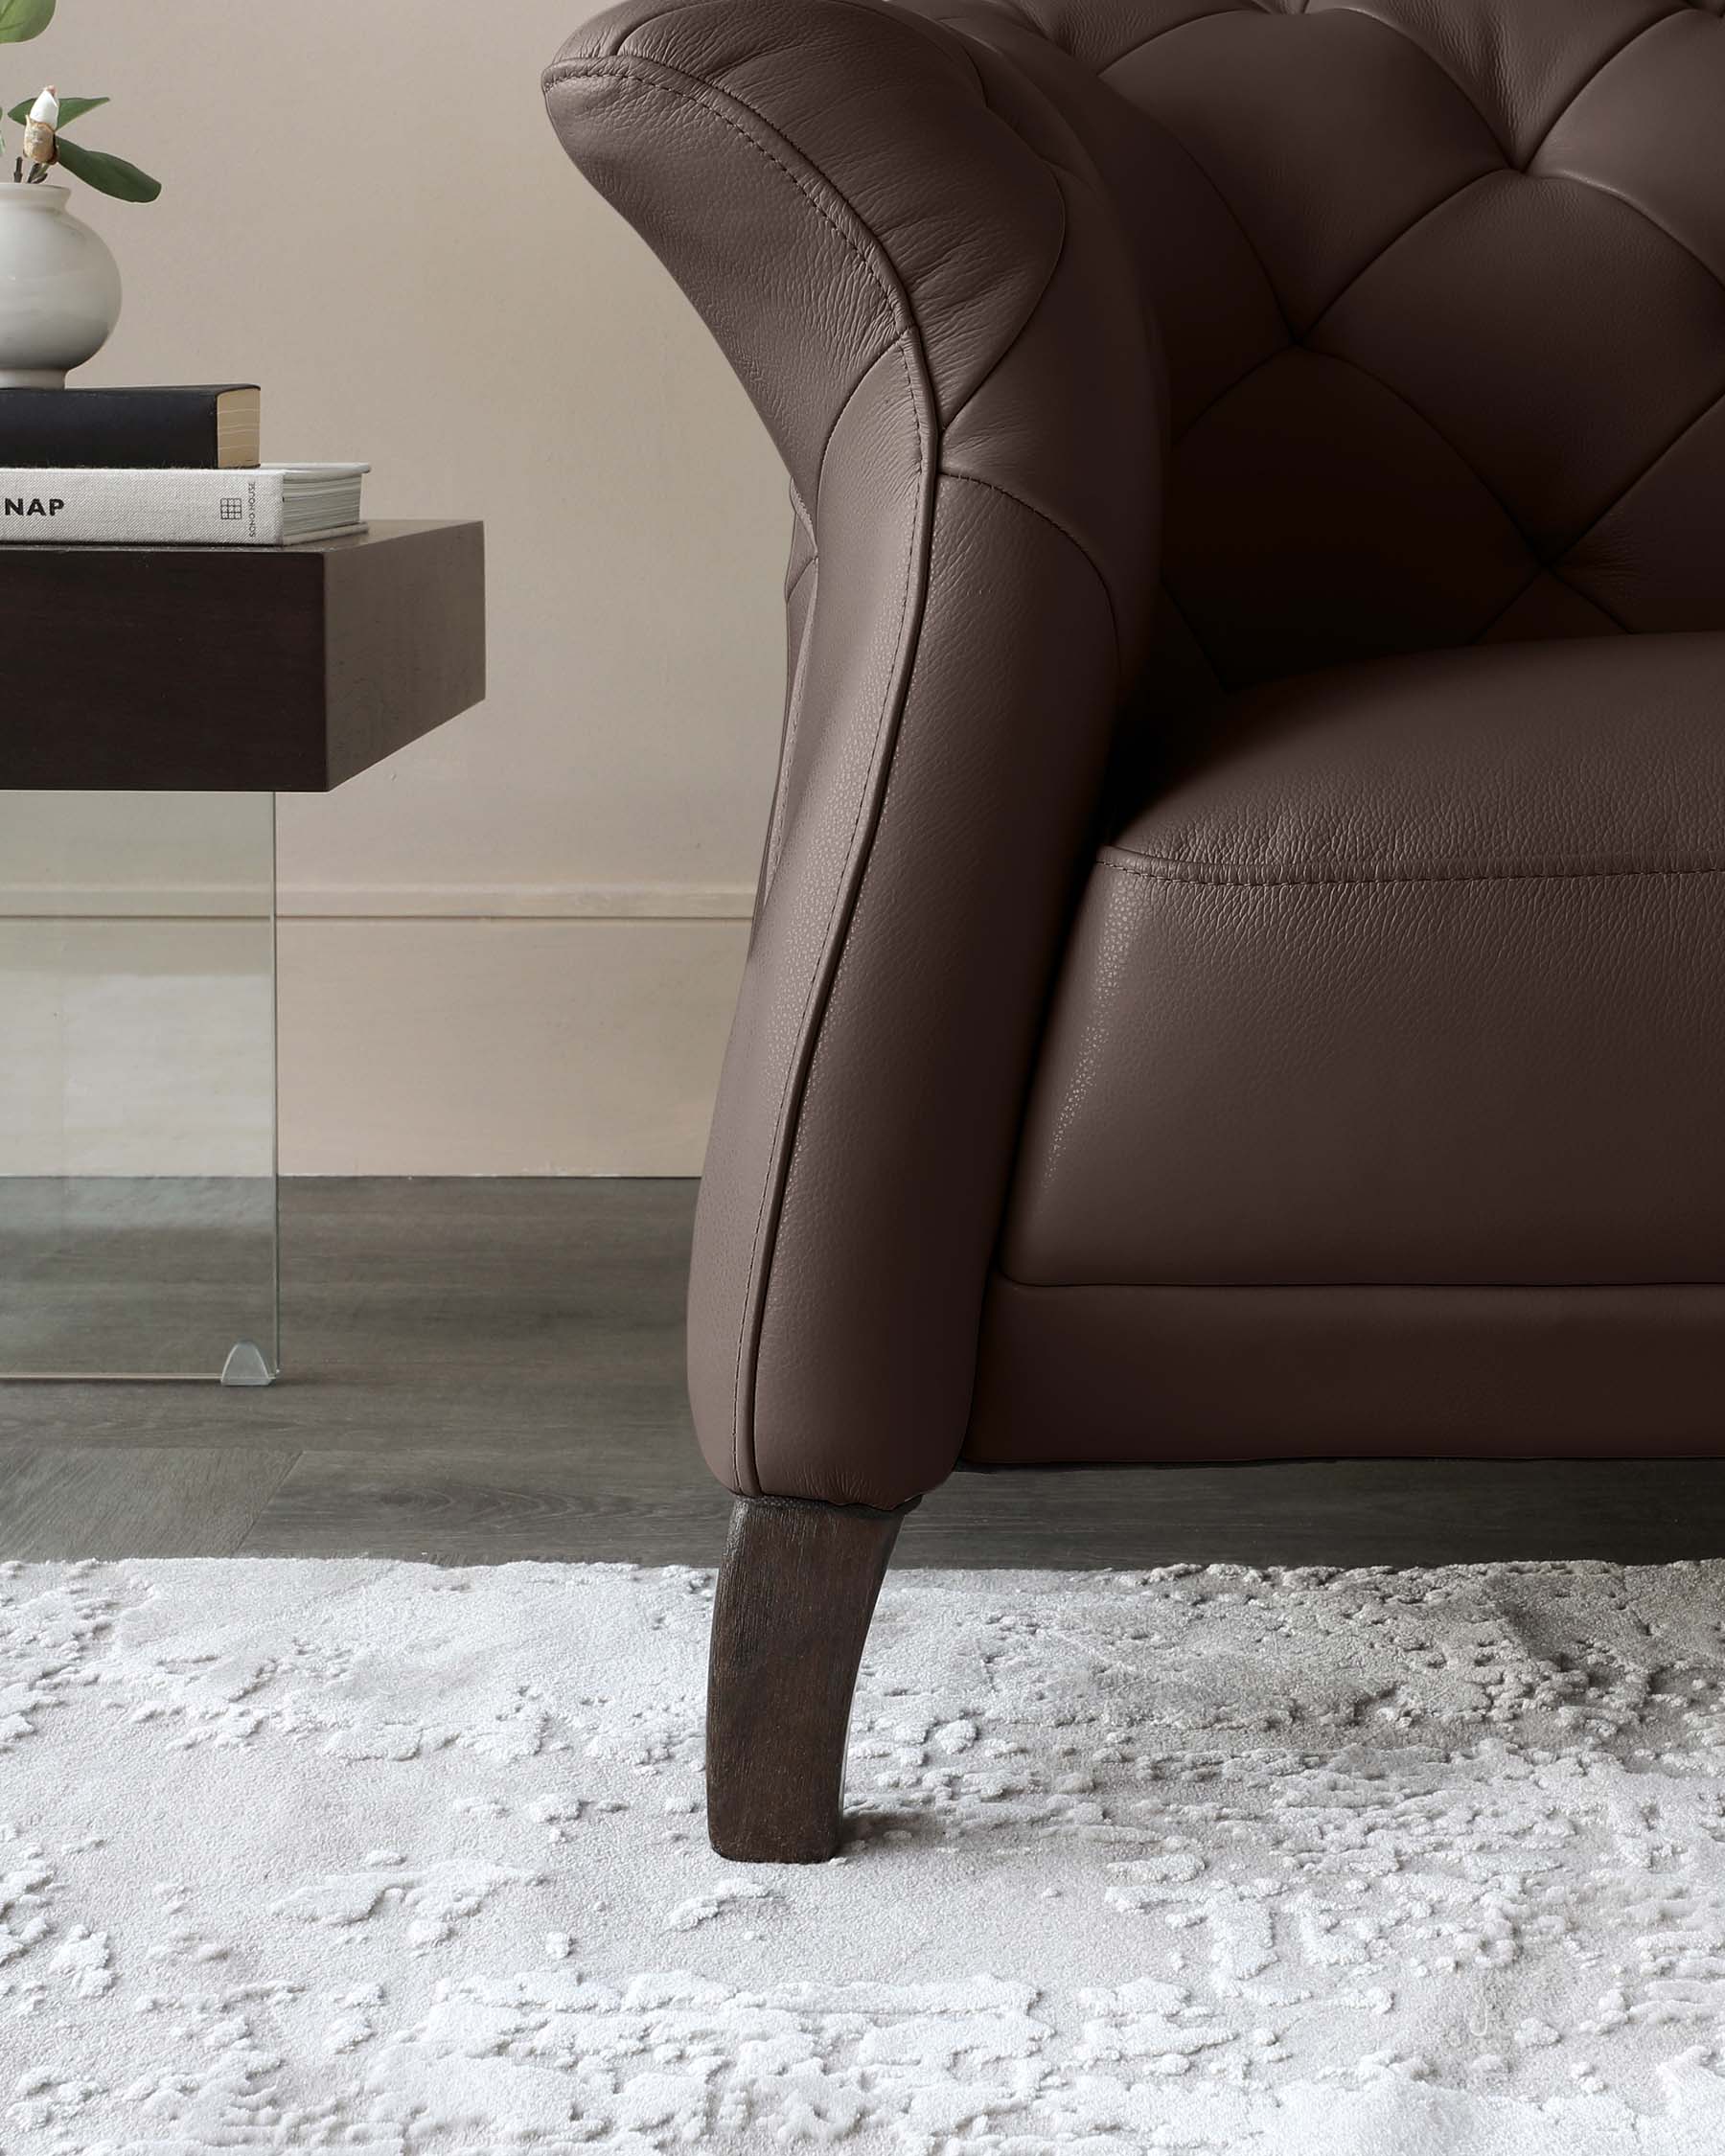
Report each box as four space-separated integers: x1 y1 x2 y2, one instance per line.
0 463 369 545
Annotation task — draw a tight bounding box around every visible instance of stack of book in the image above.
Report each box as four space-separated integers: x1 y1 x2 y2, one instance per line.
0 384 367 545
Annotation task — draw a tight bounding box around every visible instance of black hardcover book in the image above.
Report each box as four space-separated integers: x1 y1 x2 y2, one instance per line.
0 385 261 469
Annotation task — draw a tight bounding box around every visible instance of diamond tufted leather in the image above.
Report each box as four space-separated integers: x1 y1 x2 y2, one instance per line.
547 0 1725 1504
912 0 1725 700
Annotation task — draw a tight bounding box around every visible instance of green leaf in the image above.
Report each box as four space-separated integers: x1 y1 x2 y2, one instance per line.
54 134 160 202
0 0 55 44
6 94 108 127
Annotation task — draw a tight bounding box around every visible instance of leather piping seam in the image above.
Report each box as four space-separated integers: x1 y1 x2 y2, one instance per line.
548 53 944 1500
1101 848 1725 890
740 336 928 1499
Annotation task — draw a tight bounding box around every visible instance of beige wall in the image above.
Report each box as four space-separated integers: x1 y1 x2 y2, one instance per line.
15 0 788 1172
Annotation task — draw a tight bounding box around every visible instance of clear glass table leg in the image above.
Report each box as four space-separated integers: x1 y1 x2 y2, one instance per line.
0 791 280 1382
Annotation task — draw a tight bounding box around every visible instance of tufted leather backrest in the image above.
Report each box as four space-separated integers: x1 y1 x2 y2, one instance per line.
928 0 1725 699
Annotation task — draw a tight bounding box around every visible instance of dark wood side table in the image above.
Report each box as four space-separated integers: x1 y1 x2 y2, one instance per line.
0 520 485 1385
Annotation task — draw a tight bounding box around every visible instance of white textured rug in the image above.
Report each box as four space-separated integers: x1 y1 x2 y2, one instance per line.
6 1560 1725 2153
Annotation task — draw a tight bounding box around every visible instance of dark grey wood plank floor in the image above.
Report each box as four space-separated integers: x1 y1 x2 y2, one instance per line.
6 1178 1725 1566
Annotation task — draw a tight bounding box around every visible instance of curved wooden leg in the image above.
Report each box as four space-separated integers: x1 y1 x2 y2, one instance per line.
706 1494 907 1862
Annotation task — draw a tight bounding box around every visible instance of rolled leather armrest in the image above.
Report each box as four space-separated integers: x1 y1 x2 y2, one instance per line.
545 0 1162 1508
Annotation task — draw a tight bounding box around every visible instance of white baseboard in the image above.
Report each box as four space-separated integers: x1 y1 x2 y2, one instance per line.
0 882 757 923
280 881 756 921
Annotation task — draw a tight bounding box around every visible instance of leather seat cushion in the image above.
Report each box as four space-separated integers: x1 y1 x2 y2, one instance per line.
1001 632 1725 1288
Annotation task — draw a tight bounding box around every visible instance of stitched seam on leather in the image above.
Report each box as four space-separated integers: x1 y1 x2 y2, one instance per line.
939 31 1192 463
1164 344 1537 678
1092 1 1537 172
1315 191 1725 586
1469 562 1553 640
1295 342 1537 564
1152 584 1228 699
1519 9 1686 170
1545 566 1632 635
1536 169 1725 312
1131 91 1300 345
1100 849 1725 889
1096 4 1291 82
546 61 907 337
605 0 973 71
1554 372 1725 585
549 52 934 1498
1278 5 1514 158
1506 170 1725 553
942 20 1121 199
944 470 1123 687
1004 11 1298 346
782 546 817 610
940 49 1157 441
1471 566 1623 641
942 191 1070 439
1303 169 1499 345
1112 30 1506 337
1288 154 1503 333
585 0 705 60
951 18 1291 432
1171 340 1290 446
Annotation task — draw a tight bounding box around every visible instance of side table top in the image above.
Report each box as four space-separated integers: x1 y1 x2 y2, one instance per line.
0 518 485 791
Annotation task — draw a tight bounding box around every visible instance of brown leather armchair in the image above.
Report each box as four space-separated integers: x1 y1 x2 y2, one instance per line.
545 0 1725 1861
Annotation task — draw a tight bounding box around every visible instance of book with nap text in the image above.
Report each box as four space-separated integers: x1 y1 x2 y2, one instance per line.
0 464 368 545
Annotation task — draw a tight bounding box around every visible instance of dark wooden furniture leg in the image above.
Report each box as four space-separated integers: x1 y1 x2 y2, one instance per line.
706 1493 908 1862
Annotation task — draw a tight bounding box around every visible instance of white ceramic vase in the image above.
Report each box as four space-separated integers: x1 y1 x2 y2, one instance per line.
0 183 121 388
